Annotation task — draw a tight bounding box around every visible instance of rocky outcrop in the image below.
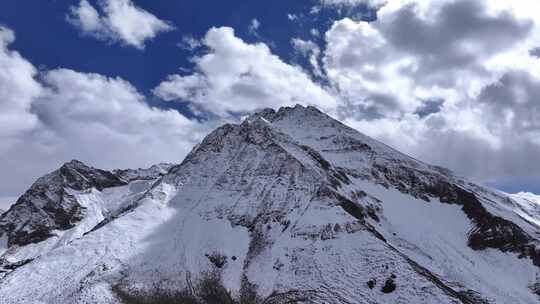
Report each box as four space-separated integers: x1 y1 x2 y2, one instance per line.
114 163 174 182
0 160 172 248
365 158 540 267
0 161 125 247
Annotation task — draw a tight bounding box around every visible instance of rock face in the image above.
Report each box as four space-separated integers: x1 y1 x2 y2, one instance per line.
0 105 539 304
0 161 175 249
0 160 127 247
113 163 174 182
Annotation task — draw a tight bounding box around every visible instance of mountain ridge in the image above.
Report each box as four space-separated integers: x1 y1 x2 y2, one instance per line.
0 105 539 303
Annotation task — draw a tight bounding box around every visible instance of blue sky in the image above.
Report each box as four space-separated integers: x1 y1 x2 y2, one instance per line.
1 1 372 104
2 0 540 204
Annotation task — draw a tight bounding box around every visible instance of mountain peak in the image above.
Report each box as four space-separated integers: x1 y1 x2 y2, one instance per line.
62 159 86 166
54 161 124 192
248 104 324 123
58 159 91 171
2 108 540 303
0 160 173 248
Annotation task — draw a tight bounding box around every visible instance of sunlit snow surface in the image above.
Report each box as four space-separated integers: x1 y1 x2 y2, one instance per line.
0 106 539 303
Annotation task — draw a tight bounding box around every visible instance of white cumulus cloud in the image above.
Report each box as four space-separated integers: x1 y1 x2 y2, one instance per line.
0 26 42 149
0 26 206 199
154 27 338 116
291 38 323 77
67 0 174 49
322 0 540 184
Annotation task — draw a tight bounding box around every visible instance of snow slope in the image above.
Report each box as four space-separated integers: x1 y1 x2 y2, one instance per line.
0 161 172 275
0 105 539 303
510 192 540 229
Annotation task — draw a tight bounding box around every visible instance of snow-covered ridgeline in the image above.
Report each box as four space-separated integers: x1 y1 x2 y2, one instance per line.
0 105 539 303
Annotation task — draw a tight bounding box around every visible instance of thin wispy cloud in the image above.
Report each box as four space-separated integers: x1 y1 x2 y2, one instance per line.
248 18 261 36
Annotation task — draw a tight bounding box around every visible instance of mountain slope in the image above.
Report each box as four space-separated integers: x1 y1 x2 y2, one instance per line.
0 105 539 303
0 161 172 277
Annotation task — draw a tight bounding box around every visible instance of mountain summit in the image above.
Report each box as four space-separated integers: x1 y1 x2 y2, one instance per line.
1 105 539 303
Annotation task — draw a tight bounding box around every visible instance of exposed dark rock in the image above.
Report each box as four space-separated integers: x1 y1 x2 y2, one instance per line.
0 160 127 247
0 188 86 247
58 160 126 191
369 158 540 269
112 271 313 304
530 281 540 302
113 163 174 182
381 278 396 293
367 279 376 289
381 240 483 304
299 145 351 189
457 290 491 304
300 145 331 171
366 205 380 222
336 193 365 222
0 258 34 271
427 181 540 266
321 135 373 154
206 253 227 268
245 225 272 265
112 273 235 304
262 289 317 304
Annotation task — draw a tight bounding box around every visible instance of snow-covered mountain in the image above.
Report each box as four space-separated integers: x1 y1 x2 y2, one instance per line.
0 161 173 274
1 105 539 303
